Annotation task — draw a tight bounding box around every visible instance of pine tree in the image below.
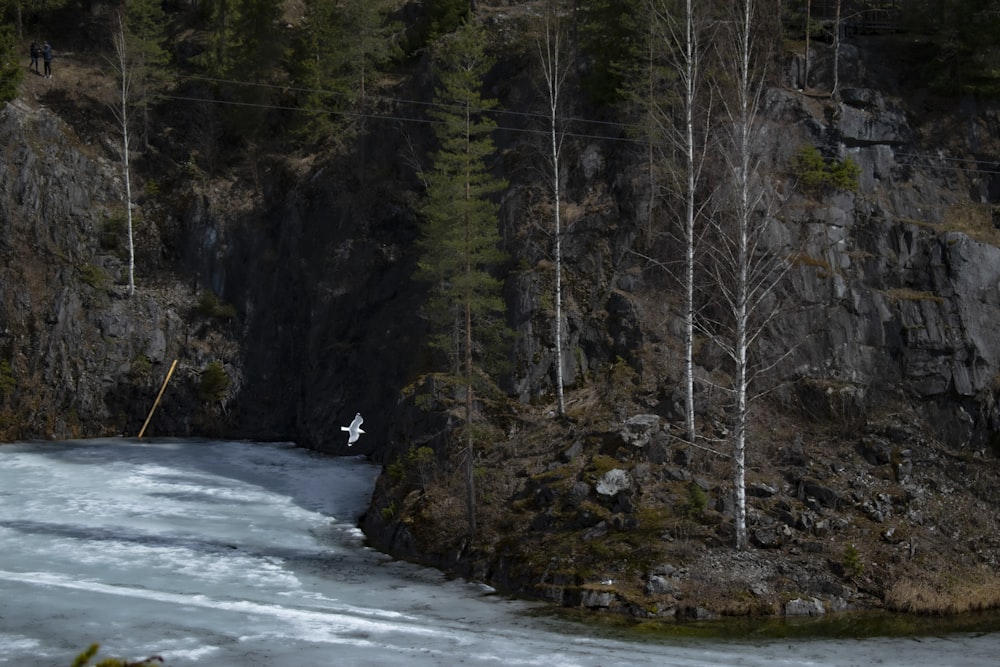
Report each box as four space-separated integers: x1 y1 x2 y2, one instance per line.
124 0 169 150
575 0 636 107
193 0 284 142
416 18 508 540
0 24 22 104
298 0 402 147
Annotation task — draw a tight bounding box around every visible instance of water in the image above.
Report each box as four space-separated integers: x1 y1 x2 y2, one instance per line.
1 438 998 666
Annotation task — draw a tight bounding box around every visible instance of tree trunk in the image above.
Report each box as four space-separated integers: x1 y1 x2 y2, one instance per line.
113 13 136 297
464 99 477 540
539 3 569 417
803 0 811 89
728 0 760 551
831 0 841 98
682 0 697 446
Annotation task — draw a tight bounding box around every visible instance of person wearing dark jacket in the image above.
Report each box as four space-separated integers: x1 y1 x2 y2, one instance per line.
42 41 52 78
29 42 39 73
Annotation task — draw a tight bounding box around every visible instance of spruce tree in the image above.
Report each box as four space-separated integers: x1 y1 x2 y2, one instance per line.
124 0 169 150
298 0 402 147
416 18 508 540
0 24 22 104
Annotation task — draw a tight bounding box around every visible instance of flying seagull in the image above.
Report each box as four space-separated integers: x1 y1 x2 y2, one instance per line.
341 412 365 445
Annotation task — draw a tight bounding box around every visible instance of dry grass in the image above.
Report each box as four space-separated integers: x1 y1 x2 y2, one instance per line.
885 569 1000 614
940 203 1000 247
884 287 945 304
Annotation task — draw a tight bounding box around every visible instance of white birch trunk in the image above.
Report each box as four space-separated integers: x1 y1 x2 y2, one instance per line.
832 0 841 98
729 0 761 552
804 0 811 89
707 0 792 552
682 0 698 446
112 13 136 298
539 3 570 417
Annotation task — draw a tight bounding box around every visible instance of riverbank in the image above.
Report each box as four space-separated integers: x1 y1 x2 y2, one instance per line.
363 391 1000 622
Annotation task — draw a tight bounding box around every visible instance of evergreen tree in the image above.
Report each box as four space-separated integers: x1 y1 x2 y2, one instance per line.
574 0 637 107
298 0 402 147
416 18 508 540
429 0 470 39
227 0 284 81
124 0 169 150
193 0 285 142
0 24 22 104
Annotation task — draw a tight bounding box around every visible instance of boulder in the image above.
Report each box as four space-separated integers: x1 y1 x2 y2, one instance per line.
596 469 633 497
621 413 661 448
784 597 825 617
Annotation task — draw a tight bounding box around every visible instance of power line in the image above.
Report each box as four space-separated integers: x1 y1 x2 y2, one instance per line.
161 73 653 149
159 73 1000 177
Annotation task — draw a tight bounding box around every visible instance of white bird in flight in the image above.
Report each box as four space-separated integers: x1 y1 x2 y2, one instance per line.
341 412 365 445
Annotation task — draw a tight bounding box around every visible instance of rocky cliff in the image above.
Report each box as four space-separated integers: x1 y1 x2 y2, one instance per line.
362 37 1000 618
3 14 1000 621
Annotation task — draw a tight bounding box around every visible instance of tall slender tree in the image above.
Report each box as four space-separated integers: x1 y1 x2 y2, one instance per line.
536 0 573 417
672 0 707 447
0 23 23 104
124 0 168 150
299 0 402 147
416 19 508 540
627 0 708 446
109 12 137 297
708 0 789 551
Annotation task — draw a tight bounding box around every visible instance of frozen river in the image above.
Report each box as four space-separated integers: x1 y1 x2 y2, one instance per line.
1 438 998 666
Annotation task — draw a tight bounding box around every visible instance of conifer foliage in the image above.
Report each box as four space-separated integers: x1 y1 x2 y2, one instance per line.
415 18 508 539
298 0 402 145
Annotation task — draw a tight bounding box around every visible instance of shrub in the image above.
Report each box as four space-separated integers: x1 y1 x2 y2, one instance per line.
0 360 15 398
99 213 127 252
198 361 230 403
793 145 861 194
686 481 708 519
0 26 24 105
80 264 109 291
843 543 864 578
388 446 437 488
196 290 237 321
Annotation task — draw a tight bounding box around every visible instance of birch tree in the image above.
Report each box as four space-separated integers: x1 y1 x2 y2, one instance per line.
667 0 706 447
537 0 572 417
416 19 509 540
831 0 842 98
803 0 811 89
709 0 788 551
110 12 137 297
629 0 707 446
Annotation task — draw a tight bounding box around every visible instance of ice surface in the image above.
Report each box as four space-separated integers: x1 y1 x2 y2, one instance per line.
1 438 998 666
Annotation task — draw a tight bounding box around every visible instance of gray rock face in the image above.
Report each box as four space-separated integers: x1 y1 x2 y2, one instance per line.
5 33 1000 468
0 102 206 437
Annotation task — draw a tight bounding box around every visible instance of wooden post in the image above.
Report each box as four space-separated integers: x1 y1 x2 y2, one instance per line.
138 359 178 439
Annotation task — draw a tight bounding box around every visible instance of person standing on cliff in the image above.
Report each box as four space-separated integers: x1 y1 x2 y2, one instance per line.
42 41 52 78
29 41 39 73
